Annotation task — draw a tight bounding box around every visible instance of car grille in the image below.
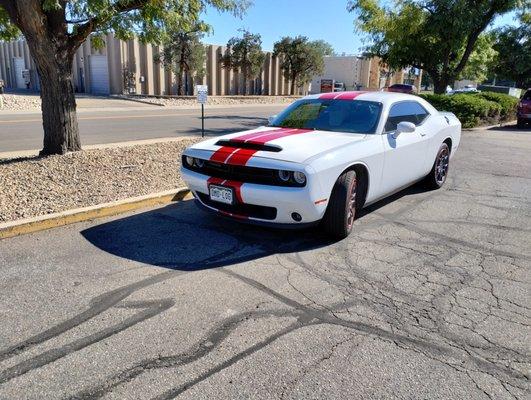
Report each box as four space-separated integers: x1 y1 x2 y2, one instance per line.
197 192 277 220
182 156 304 187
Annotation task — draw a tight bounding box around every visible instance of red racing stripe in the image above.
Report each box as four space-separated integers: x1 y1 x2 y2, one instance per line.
209 146 238 163
229 127 290 143
318 91 366 100
246 128 311 144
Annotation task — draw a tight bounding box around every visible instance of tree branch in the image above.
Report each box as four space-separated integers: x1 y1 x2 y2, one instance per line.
67 0 150 52
454 8 498 75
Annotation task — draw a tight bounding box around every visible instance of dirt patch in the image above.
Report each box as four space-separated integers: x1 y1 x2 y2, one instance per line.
120 95 302 107
0 139 199 223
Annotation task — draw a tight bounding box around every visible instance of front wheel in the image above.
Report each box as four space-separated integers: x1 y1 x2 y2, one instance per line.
322 170 357 239
424 143 450 189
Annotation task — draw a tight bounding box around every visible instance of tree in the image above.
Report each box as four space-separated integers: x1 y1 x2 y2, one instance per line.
348 0 520 94
155 21 209 95
459 33 498 83
273 36 326 95
311 40 336 56
221 29 265 95
491 12 530 88
0 1 247 155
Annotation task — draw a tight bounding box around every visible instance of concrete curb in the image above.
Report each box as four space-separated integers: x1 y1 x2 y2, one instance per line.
0 136 199 160
0 188 191 240
463 120 517 131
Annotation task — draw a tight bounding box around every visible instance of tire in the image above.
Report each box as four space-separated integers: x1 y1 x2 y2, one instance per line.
517 118 525 129
424 143 450 190
322 170 357 239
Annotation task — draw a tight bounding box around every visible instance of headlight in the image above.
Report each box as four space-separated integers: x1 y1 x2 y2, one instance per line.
185 156 195 166
194 158 205 168
293 171 306 184
278 170 291 182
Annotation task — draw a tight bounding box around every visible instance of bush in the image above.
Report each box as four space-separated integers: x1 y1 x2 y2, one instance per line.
477 92 518 121
419 93 501 128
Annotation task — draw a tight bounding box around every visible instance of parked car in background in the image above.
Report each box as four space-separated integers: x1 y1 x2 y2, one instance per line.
388 83 417 94
181 91 461 239
451 85 479 94
333 82 346 92
517 89 531 129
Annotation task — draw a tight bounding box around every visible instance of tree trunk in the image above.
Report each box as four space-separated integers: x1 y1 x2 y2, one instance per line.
28 39 81 156
433 78 450 95
290 75 297 95
177 64 185 96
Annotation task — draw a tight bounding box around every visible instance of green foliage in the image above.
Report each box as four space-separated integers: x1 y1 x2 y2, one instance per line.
273 36 326 92
477 91 518 120
420 93 501 128
348 0 520 93
491 12 531 88
459 34 498 83
0 7 18 40
222 29 265 94
1 1 249 47
311 40 336 56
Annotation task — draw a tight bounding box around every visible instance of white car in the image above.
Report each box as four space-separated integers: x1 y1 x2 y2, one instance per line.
181 91 461 238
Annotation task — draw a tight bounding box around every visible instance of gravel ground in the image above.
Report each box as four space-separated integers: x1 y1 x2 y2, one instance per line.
124 95 302 107
0 94 41 111
0 139 198 223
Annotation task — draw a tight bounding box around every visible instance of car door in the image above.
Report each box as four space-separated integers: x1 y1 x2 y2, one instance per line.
380 100 431 194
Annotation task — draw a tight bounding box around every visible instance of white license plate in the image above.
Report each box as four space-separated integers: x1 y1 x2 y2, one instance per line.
209 185 234 205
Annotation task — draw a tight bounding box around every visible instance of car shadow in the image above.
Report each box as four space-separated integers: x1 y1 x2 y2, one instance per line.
81 200 332 271
81 183 428 271
487 124 530 132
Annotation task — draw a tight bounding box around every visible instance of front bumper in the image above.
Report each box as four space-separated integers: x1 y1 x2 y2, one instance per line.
181 168 328 225
517 112 531 121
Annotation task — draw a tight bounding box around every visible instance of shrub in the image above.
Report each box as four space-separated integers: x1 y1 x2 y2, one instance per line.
477 92 518 121
419 93 501 128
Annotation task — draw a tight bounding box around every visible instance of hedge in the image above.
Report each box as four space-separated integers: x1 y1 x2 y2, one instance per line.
419 93 501 128
477 92 518 121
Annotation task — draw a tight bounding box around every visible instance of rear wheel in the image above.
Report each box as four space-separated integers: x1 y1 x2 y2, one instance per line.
425 143 450 189
322 170 357 239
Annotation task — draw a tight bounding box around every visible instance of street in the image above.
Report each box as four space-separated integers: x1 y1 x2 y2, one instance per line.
0 125 529 399
0 104 284 152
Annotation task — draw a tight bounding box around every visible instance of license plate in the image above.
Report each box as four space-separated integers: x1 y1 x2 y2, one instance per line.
209 185 234 205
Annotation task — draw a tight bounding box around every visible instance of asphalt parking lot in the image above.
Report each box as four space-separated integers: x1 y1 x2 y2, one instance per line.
0 125 529 400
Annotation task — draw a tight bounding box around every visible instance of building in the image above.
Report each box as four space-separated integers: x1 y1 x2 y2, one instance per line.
311 55 423 93
0 36 418 96
1 34 308 96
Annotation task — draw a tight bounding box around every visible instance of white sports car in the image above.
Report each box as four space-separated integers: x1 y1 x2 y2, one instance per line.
181 91 461 238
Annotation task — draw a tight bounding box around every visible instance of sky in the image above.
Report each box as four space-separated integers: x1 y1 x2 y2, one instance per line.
200 0 519 55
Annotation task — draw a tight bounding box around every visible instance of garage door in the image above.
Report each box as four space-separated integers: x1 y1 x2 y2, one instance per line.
89 55 109 95
13 57 25 89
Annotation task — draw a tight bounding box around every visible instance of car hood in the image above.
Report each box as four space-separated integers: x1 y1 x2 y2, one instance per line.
186 126 368 164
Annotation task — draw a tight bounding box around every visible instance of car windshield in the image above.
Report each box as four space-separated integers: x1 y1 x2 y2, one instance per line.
270 99 382 134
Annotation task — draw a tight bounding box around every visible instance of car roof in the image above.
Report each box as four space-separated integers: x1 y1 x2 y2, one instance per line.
302 91 438 113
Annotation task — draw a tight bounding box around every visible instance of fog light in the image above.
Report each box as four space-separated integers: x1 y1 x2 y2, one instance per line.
291 212 302 222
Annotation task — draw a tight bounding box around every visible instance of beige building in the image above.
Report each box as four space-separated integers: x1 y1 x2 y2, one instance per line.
0 35 420 96
1 34 306 96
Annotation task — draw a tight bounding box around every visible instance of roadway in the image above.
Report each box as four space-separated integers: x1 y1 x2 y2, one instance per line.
0 104 285 152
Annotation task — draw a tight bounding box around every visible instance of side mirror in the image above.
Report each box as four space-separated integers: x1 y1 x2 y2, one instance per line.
394 121 416 138
268 115 277 125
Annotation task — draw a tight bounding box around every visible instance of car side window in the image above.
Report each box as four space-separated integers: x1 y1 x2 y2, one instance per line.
385 101 429 132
